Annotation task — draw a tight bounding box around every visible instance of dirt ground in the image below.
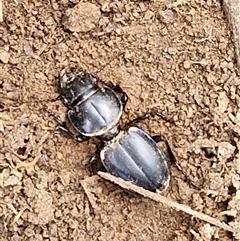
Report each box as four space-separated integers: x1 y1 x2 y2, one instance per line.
1 0 240 240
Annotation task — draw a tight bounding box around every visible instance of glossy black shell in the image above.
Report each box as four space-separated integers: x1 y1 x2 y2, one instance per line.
100 127 170 192
59 68 123 136
68 86 123 136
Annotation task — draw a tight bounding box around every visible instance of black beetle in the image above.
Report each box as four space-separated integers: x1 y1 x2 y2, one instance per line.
100 126 171 192
50 67 191 192
53 67 128 142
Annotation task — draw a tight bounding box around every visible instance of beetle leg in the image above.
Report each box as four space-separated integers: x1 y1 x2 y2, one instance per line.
154 112 174 123
125 111 175 129
152 134 197 188
123 113 151 129
120 91 128 109
115 85 128 109
101 80 129 109
128 113 150 124
124 111 173 129
48 109 90 142
58 122 90 142
152 135 179 168
75 134 91 142
111 84 129 109
89 142 105 174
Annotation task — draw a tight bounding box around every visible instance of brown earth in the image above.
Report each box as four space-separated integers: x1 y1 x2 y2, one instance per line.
1 0 240 240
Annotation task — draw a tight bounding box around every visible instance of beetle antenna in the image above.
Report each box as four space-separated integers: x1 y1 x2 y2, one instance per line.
93 52 123 76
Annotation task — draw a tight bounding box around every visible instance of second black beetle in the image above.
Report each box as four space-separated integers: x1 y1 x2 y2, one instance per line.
51 67 185 193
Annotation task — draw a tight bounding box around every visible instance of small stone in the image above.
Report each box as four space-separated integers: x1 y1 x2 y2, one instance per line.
144 10 154 20
4 175 20 187
101 2 110 12
161 27 168 36
0 38 5 47
64 2 101 33
0 50 10 63
183 60 191 69
0 121 4 133
167 47 177 55
217 91 229 113
158 10 174 24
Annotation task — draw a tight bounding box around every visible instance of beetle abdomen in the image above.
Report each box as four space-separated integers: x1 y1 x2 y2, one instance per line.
101 127 170 192
68 86 122 136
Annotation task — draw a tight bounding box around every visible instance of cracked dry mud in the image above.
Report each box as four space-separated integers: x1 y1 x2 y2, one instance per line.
0 1 240 240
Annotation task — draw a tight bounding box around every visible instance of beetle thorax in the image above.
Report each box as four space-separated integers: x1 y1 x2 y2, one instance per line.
104 129 124 146
102 126 121 142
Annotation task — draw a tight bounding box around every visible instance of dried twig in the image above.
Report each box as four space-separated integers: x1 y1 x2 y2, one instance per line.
10 209 25 226
98 171 239 234
80 175 101 211
223 0 240 68
0 0 2 22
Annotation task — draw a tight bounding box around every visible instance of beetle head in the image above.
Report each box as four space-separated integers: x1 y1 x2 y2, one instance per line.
59 67 98 107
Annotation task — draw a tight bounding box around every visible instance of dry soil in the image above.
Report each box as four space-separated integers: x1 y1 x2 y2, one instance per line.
0 0 240 240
